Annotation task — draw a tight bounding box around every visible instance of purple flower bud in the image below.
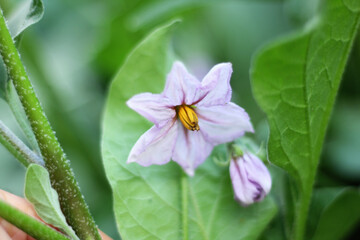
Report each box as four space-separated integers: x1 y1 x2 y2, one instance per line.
230 152 271 205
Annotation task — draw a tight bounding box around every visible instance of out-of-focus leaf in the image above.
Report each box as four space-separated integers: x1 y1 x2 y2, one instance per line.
251 0 360 238
7 0 44 40
128 0 285 30
308 188 360 240
6 82 40 153
325 101 360 181
0 57 6 99
25 164 79 240
102 20 277 240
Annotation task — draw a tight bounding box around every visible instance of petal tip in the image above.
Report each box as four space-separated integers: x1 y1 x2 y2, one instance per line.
184 168 195 177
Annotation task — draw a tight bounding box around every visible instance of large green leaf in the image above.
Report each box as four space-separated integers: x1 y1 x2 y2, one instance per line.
308 188 360 240
102 20 276 240
251 0 360 239
25 164 79 240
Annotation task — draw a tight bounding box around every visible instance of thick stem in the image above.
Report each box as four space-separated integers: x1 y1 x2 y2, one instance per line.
0 120 43 167
0 199 69 240
0 10 101 240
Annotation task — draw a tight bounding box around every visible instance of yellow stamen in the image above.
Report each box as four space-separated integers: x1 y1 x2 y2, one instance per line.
177 105 200 131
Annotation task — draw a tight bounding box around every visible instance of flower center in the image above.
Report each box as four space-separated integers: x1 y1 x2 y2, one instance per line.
176 105 200 131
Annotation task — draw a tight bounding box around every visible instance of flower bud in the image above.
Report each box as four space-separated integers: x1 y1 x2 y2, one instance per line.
229 152 271 205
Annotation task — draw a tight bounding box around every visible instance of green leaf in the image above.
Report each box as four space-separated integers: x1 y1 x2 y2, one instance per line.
102 20 277 240
25 164 79 240
251 0 360 239
308 188 360 240
7 0 44 40
6 82 41 153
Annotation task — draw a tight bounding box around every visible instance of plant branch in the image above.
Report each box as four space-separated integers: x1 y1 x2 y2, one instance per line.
0 120 43 167
0 9 101 240
0 199 69 240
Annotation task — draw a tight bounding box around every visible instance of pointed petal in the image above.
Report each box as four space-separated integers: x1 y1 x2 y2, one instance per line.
127 93 176 128
197 63 233 106
196 102 254 145
230 153 272 205
127 120 178 166
163 61 203 106
172 122 213 176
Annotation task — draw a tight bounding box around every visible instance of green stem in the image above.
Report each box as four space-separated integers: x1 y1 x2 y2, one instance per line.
0 199 69 240
293 194 310 240
181 172 188 240
0 120 43 167
0 10 100 240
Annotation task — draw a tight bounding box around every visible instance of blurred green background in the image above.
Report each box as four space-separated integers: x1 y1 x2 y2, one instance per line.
0 0 358 239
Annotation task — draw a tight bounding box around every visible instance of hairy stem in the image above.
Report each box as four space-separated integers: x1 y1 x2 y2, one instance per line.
0 120 43 167
0 199 69 240
0 10 101 240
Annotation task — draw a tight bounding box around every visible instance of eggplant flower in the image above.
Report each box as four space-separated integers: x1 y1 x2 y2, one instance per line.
230 152 271 205
127 61 253 176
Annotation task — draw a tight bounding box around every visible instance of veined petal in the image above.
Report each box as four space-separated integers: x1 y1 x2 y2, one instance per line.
127 93 175 128
230 153 272 205
163 61 203 106
243 153 272 193
197 63 233 106
172 122 213 176
196 102 254 145
127 120 178 166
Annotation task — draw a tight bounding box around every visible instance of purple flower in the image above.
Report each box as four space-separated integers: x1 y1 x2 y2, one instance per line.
230 152 272 205
126 61 253 176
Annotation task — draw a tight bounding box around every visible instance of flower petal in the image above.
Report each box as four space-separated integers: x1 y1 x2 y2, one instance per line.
197 63 233 106
196 102 254 145
163 61 202 106
230 153 272 205
172 122 213 176
243 153 272 194
127 120 178 166
127 93 175 128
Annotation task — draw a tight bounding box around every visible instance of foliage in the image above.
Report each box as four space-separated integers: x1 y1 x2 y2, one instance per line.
25 164 79 240
251 0 360 238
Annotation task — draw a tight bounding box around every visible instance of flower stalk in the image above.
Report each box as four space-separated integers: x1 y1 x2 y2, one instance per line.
0 9 100 240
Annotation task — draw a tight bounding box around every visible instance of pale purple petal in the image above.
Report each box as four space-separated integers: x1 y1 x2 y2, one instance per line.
196 102 254 145
127 93 176 128
197 63 233 106
243 153 272 194
172 121 213 176
162 61 203 106
127 120 178 166
230 152 272 205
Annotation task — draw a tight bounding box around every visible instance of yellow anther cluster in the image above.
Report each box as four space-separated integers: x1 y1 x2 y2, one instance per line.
177 105 200 131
